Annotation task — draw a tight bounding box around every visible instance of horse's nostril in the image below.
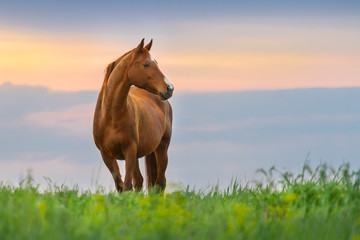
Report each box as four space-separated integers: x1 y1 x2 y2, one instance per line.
167 85 174 95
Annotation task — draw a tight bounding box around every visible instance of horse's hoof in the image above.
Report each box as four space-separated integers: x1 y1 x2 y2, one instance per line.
116 182 124 192
124 181 133 191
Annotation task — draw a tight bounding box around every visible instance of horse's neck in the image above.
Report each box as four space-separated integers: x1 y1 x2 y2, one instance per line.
102 69 131 117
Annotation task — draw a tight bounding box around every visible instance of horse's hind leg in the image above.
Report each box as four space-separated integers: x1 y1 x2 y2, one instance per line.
145 152 157 188
101 151 123 192
133 158 143 191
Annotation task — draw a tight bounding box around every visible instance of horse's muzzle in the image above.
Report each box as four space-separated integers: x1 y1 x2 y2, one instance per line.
160 84 174 100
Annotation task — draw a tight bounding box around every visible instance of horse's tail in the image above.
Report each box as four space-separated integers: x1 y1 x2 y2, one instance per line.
145 152 157 188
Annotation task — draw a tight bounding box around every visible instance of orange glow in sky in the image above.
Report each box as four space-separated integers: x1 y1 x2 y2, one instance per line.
1 27 359 92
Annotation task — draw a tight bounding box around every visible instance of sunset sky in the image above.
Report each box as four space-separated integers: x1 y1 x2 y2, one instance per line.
1 1 360 190
1 0 360 92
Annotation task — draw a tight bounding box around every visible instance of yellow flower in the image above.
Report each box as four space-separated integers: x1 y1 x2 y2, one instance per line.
94 194 104 202
283 193 299 203
351 234 360 240
233 203 250 226
138 195 155 207
36 200 47 223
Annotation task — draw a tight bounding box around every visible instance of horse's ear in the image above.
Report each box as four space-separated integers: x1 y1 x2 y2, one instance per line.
145 39 153 51
136 38 145 53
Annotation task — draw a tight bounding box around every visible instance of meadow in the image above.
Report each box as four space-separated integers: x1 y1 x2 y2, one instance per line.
1 163 360 240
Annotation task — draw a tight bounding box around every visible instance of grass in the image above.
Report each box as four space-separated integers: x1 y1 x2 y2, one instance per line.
1 163 360 240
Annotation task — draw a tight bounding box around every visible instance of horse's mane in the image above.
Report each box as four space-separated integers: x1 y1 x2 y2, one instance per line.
103 50 133 96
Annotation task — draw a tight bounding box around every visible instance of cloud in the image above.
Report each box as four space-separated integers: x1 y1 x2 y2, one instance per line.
24 104 94 136
1 1 359 31
0 82 97 115
172 89 360 141
0 83 97 162
1 83 360 189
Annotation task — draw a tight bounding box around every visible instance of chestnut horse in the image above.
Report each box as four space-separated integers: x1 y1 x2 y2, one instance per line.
93 39 173 192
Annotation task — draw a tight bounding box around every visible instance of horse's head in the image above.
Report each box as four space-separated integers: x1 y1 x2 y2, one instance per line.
128 39 174 100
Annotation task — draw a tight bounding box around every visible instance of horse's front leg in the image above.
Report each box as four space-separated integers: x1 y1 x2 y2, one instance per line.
133 158 144 191
123 143 137 191
154 139 170 191
100 151 124 192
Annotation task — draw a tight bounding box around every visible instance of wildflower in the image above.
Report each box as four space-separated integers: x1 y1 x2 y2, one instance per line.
94 194 105 202
233 203 250 226
351 234 360 240
36 200 48 224
283 193 299 203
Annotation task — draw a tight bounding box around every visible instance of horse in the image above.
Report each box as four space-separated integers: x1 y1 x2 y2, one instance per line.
93 39 174 192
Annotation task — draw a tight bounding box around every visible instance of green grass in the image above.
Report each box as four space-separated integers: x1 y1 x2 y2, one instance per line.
1 163 360 240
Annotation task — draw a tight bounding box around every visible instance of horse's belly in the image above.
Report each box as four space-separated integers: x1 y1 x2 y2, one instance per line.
111 139 160 160
136 129 163 157
107 126 163 160
113 145 157 160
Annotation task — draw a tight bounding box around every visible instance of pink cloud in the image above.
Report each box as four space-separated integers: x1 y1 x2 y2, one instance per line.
25 104 94 136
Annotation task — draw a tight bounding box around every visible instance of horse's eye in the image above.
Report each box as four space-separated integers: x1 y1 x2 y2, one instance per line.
143 62 150 67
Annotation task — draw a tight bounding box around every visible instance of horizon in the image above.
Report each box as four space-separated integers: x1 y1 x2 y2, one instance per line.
3 81 360 93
